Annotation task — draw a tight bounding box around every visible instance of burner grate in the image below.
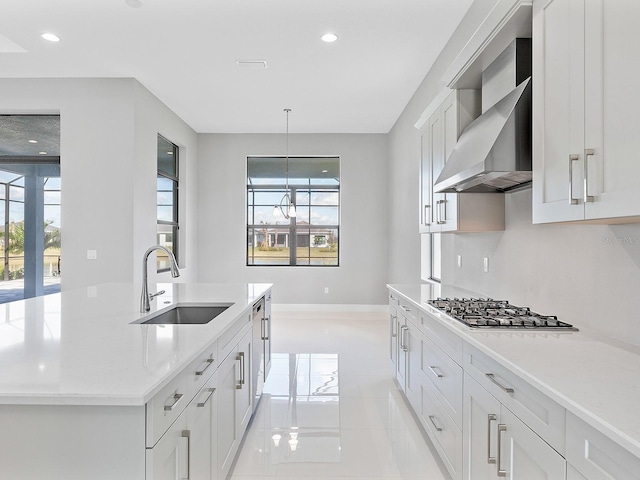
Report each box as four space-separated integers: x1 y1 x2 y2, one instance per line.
427 297 576 330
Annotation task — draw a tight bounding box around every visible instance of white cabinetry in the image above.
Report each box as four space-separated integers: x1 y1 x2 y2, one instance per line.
533 0 640 224
463 373 566 480
566 411 640 480
419 89 504 233
217 322 253 479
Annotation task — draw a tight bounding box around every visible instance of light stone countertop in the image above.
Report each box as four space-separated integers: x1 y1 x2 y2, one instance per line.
0 282 272 406
388 283 640 460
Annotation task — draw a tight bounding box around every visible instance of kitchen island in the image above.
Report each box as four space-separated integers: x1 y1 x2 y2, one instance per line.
0 282 272 480
389 283 640 480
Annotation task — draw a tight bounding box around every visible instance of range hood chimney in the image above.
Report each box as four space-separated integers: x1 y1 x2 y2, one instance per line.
434 39 532 193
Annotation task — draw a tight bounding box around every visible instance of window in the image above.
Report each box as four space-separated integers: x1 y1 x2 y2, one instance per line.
247 156 339 266
157 134 179 272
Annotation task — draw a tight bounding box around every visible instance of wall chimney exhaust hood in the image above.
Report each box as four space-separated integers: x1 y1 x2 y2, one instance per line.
434 39 532 194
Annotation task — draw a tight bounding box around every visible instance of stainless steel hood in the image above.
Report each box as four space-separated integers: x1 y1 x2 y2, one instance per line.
434 39 532 194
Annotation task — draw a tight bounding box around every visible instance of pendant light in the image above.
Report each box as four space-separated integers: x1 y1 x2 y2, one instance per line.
273 108 297 219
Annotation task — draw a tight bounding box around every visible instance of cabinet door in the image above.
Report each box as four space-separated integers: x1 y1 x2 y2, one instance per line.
187 373 217 480
500 407 566 479
389 300 399 373
396 312 408 392
440 90 458 232
405 321 421 411
463 374 501 480
583 0 640 220
532 0 587 223
237 328 253 435
420 131 434 233
430 109 446 232
146 411 188 480
217 350 240 478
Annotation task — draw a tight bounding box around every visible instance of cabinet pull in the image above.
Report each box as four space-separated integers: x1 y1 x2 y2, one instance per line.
441 195 447 222
424 204 431 226
195 357 214 376
197 387 216 408
390 315 397 337
163 392 184 412
236 352 245 389
436 200 446 224
569 154 580 205
428 365 444 378
487 414 497 464
181 430 191 480
584 149 595 203
261 317 266 340
400 325 408 352
497 424 507 477
428 415 443 432
400 305 411 313
264 316 270 341
485 373 514 394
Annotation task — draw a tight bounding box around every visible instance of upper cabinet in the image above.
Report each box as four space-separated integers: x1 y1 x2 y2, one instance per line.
533 0 640 224
419 90 505 233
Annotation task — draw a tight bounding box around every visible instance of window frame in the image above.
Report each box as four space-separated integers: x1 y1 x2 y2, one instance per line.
246 156 340 267
157 134 179 272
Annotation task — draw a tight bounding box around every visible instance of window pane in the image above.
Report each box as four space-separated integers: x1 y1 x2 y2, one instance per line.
158 136 177 176
44 191 61 205
310 206 339 225
157 224 177 270
44 177 61 189
10 186 24 202
310 190 339 205
247 227 291 265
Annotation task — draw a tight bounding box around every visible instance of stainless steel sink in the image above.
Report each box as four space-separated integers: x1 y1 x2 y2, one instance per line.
136 304 232 325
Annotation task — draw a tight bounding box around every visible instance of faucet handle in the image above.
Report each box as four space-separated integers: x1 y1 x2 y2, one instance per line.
149 290 166 301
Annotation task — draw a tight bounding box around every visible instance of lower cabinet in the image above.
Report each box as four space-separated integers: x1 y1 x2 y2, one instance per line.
217 325 252 479
146 409 189 480
187 372 218 480
463 373 566 480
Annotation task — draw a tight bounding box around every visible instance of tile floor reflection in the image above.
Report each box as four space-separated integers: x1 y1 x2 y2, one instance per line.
228 311 449 480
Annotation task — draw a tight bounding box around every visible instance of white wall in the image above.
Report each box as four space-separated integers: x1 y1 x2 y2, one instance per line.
196 133 389 305
387 0 499 284
0 78 198 291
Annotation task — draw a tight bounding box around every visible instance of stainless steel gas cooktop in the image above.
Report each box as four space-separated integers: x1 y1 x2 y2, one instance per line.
427 298 577 330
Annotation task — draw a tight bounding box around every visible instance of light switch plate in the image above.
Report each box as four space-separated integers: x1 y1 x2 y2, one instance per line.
483 257 489 273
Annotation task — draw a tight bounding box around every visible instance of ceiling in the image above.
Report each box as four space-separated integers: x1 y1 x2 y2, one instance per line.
0 0 473 134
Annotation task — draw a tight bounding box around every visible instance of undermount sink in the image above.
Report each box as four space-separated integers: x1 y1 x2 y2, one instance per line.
135 304 233 325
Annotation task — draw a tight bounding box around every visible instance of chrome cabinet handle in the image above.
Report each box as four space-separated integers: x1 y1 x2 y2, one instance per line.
236 353 245 389
400 305 411 313
197 387 216 408
424 204 431 226
487 414 497 464
261 317 266 340
265 316 270 341
181 430 191 479
569 154 580 205
195 356 214 376
436 200 446 224
428 415 443 432
390 315 397 337
164 392 184 412
442 195 447 222
485 373 514 394
428 365 444 378
400 325 408 352
584 148 595 202
497 424 507 477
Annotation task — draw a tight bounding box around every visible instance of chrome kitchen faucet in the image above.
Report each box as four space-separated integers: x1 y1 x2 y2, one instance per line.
140 245 180 313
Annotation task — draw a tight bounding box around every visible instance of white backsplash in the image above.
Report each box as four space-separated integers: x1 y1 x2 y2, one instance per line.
443 188 640 346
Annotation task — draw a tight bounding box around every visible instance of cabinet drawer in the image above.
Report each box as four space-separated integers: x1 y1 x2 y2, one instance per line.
419 310 463 365
463 342 566 455
218 312 251 362
397 299 416 322
146 370 188 447
566 412 640 480
185 341 218 401
389 291 400 307
420 380 462 480
421 332 463 429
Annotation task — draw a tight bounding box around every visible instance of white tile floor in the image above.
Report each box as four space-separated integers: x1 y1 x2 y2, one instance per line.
227 311 449 480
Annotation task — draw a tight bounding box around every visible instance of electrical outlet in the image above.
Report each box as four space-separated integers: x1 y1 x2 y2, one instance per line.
483 257 489 273
87 249 97 260
457 255 462 268
324 287 329 294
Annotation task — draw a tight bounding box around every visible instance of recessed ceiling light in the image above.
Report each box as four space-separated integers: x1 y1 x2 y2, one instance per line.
322 170 328 173
41 33 60 42
321 33 338 43
39 151 47 155
125 0 143 7
28 140 38 144
167 151 173 155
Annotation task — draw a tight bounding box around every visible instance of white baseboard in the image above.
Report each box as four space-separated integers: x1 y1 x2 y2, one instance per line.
271 304 387 313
